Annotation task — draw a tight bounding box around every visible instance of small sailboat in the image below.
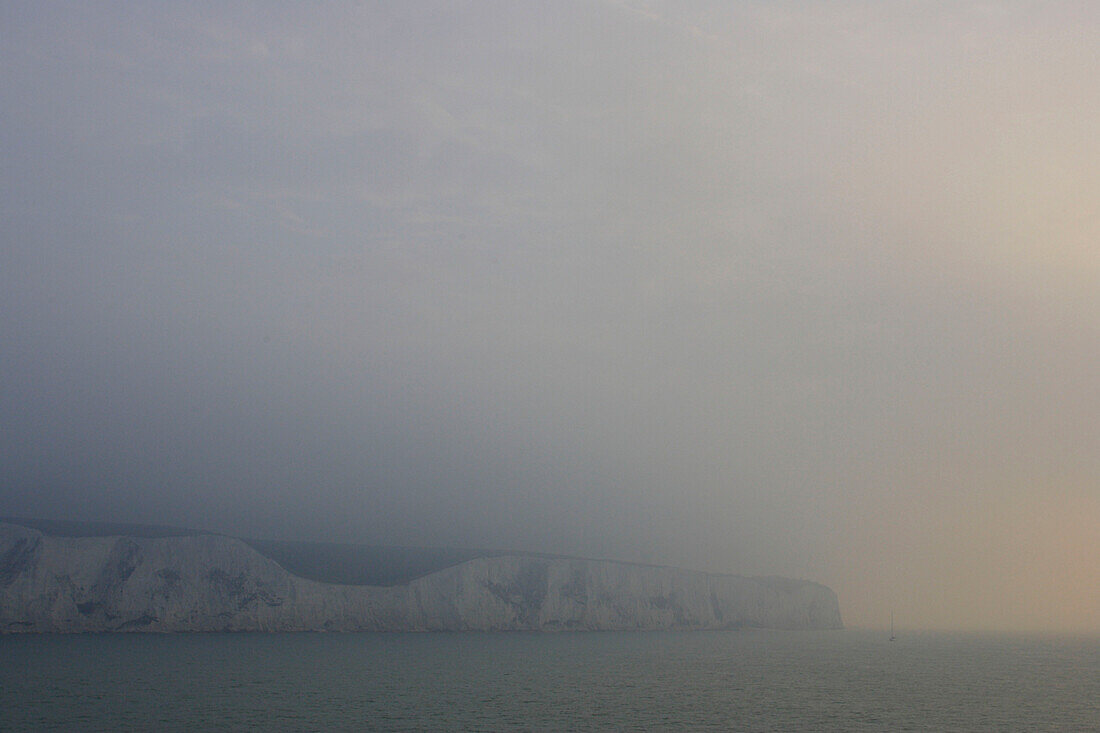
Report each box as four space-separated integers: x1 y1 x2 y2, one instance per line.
889 612 896 641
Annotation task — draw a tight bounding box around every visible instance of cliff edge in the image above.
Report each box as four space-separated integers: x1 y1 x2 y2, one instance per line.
0 522 842 633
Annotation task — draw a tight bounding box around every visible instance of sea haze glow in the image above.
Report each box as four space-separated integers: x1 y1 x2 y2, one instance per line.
1 2 1097 633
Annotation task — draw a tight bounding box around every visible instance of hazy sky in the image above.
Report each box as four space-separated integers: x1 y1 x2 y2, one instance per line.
2 1 1097 632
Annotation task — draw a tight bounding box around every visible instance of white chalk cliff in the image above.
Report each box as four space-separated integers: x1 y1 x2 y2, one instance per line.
0 523 842 633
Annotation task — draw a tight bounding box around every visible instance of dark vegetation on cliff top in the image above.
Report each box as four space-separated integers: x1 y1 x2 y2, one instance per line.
3 517 805 592
2 516 501 587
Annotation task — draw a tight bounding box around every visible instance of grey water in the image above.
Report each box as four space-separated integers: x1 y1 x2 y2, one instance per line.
2 629 1097 731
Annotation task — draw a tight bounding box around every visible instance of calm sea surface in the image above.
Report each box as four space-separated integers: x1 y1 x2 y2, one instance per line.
1 629 1097 731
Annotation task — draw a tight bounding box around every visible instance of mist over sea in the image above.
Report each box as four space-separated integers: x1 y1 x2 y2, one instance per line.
3 629 1096 731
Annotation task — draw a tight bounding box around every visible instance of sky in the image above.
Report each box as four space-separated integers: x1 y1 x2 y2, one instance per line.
1 1 1097 633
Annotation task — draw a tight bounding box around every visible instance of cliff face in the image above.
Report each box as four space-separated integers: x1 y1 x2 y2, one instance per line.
0 523 842 633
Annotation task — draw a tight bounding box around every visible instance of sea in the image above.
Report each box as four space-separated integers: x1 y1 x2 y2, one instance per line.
1 629 1097 731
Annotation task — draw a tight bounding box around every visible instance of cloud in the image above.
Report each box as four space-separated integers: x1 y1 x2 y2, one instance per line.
1 1 1097 632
